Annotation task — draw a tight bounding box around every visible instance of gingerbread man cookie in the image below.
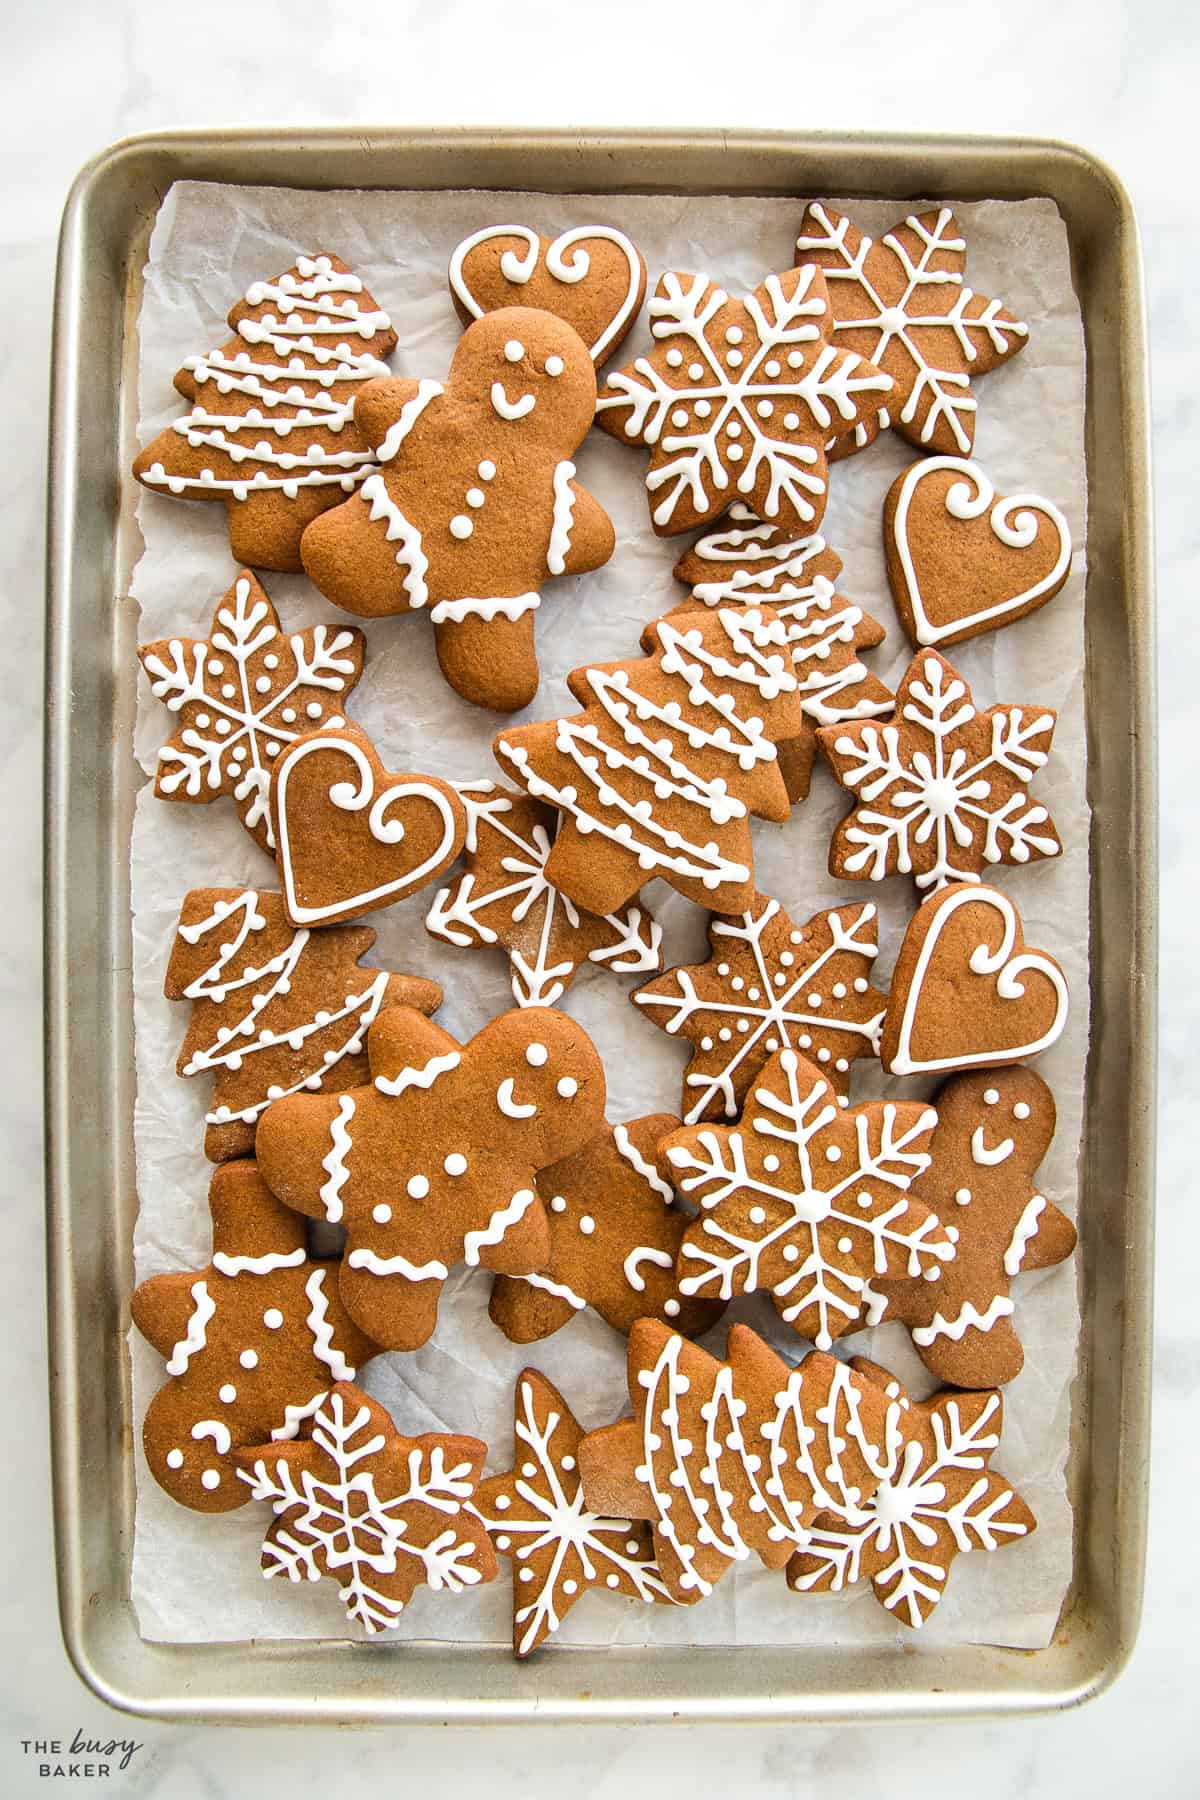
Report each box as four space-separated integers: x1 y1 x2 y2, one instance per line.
299 308 615 711
449 224 647 363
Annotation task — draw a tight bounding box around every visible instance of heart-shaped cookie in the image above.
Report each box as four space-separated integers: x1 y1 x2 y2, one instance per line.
449 225 647 364
882 883 1068 1075
885 457 1071 648
272 723 466 927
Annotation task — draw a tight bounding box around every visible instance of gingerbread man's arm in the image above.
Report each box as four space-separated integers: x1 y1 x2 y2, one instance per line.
130 1270 204 1360
559 478 616 578
347 378 431 455
1014 1195 1077 1271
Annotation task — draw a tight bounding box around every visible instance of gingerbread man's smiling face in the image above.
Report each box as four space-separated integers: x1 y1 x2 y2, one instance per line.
454 308 597 448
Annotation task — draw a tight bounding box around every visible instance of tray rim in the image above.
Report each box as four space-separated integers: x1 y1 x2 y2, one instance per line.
44 122 1156 1725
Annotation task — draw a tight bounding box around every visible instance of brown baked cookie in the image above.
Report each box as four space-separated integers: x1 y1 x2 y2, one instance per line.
488 1114 722 1343
577 1320 893 1603
872 1067 1076 1386
299 309 615 711
449 225 647 363
596 265 891 536
269 721 466 927
494 605 802 916
881 883 1070 1076
471 1370 674 1657
884 457 1072 649
671 502 892 802
133 253 397 571
254 1006 606 1351
786 1359 1036 1628
166 886 441 1164
632 891 886 1124
795 204 1029 458
425 782 662 1008
662 1047 952 1349
817 649 1061 893
131 1160 379 1512
235 1382 495 1634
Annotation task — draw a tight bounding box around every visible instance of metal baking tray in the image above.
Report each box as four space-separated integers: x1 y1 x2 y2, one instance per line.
45 126 1155 1724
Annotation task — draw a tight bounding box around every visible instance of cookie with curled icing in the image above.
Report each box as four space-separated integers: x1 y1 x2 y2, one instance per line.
449 224 647 363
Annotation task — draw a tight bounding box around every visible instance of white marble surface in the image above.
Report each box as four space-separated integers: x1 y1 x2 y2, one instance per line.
1 3 1189 1795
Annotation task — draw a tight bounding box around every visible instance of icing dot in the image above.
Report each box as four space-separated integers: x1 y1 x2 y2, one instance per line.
749 1207 767 1224
763 1155 780 1173
449 514 473 539
407 1175 430 1200
195 712 210 728
166 1449 184 1469
782 1245 799 1263
832 982 847 998
695 400 712 418
625 1539 640 1554
495 1494 511 1510
496 1535 511 1550
837 1237 853 1255
787 351 804 368
444 1152 468 1176
466 487 486 507
727 443 743 461
201 1470 220 1490
562 1579 578 1595
853 978 869 993
504 340 525 362
521 1461 537 1477
305 702 322 719
281 708 297 723
221 683 236 699
209 660 224 674
825 1147 841 1162
263 1308 284 1329
519 1568 534 1582
557 1077 578 1098
550 1195 567 1214
254 675 272 694
373 1203 393 1223
726 420 742 438
606 1573 620 1588
666 347 683 367
264 654 279 670
664 1299 680 1317
240 1349 258 1369
955 1188 972 1206
924 1266 942 1282
478 460 496 480
784 412 800 430
525 1042 549 1067
219 1383 237 1404
807 992 823 1008
561 1454 576 1471
579 1215 596 1235
725 326 743 344
1014 1101 1031 1120
984 1088 1000 1105
545 354 564 377
756 401 774 419
688 362 704 380
726 349 743 367
671 407 689 427
764 359 781 377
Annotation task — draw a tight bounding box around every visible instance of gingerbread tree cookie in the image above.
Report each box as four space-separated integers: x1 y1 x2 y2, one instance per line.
495 606 802 916
299 308 615 711
632 892 887 1125
817 649 1061 893
578 1321 893 1602
794 205 1029 458
235 1383 495 1634
672 503 893 802
131 1161 379 1512
471 1370 674 1656
255 1006 606 1351
133 254 397 570
166 887 441 1165
596 265 891 535
139 571 364 853
488 1114 723 1343
663 1048 954 1349
425 782 662 1008
786 1359 1035 1628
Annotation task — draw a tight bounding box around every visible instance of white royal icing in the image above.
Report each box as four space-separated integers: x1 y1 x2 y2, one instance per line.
318 1095 356 1222
612 1123 675 1204
911 1294 1015 1345
546 460 577 576
1003 1193 1047 1276
304 1268 356 1381
165 1281 216 1376
622 1245 674 1292
971 1125 1015 1166
463 1188 538 1265
449 225 644 362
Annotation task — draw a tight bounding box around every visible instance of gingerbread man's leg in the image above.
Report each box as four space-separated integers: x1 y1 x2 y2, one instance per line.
226 487 333 575
433 611 541 713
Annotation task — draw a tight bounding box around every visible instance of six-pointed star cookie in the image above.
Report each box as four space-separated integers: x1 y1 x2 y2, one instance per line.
795 204 1029 457
596 265 892 535
471 1370 674 1656
817 649 1061 893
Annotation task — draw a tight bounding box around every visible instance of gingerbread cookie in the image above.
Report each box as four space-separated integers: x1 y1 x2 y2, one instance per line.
133 254 397 570
596 265 891 535
885 457 1072 649
449 225 647 363
795 204 1029 457
817 649 1061 892
881 883 1070 1077
488 1114 722 1343
299 309 615 711
873 1068 1075 1386
633 892 887 1124
786 1359 1035 1628
672 503 892 801
131 1161 379 1512
166 887 441 1164
425 782 662 1008
235 1382 495 1634
269 721 466 927
255 1006 605 1350
494 606 802 916
471 1370 673 1656
577 1320 893 1602
662 1048 953 1349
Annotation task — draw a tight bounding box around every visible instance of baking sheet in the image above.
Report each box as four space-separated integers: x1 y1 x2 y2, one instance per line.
128 182 1088 1650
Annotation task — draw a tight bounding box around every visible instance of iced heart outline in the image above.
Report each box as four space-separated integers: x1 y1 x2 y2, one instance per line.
892 457 1071 646
449 225 644 363
888 884 1069 1075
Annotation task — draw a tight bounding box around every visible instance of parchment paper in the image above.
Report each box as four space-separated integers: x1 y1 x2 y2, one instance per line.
129 182 1087 1652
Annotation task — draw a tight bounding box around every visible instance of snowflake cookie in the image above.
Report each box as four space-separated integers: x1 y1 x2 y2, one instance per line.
488 1114 723 1343
235 1382 495 1634
255 1005 605 1351
166 887 442 1165
471 1370 674 1656
133 254 397 571
671 502 893 802
131 1161 379 1512
577 1319 894 1602
786 1359 1035 1628
662 1047 954 1350
299 308 615 711
632 891 887 1125
425 782 662 1008
817 649 1061 893
794 205 1029 458
138 570 364 853
595 265 891 536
